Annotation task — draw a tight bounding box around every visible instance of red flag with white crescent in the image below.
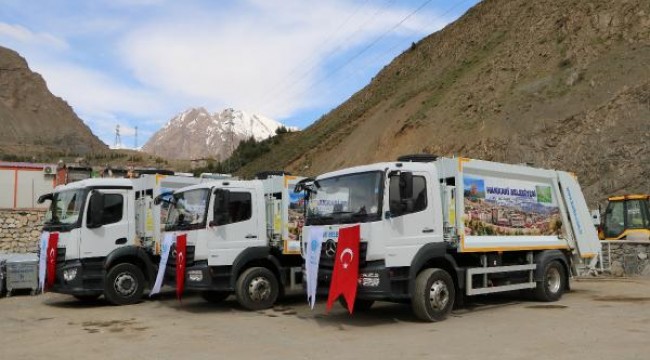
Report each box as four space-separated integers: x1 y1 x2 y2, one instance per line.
176 234 187 301
46 232 59 290
326 225 360 314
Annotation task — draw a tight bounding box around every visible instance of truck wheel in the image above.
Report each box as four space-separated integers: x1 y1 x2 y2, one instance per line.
534 260 566 302
412 268 455 322
104 263 145 305
339 297 375 312
235 267 279 311
74 294 101 302
201 291 231 303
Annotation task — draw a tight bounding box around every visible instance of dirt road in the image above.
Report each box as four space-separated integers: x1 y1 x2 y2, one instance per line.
1 278 649 360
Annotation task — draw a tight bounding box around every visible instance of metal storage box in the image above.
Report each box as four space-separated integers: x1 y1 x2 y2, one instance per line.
6 253 39 295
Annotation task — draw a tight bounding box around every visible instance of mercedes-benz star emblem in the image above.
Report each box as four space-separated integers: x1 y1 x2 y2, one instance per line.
324 239 337 258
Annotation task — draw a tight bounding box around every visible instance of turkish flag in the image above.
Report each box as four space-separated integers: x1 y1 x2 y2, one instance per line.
175 234 187 301
46 232 59 290
326 225 360 314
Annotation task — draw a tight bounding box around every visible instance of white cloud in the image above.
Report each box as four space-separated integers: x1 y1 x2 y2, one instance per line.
118 0 446 119
0 22 68 50
34 62 165 119
27 61 170 145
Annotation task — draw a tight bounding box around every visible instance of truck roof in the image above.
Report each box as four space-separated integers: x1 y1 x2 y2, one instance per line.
50 175 203 194
608 194 649 201
171 175 295 195
54 178 136 191
317 157 565 182
176 179 264 193
316 162 434 180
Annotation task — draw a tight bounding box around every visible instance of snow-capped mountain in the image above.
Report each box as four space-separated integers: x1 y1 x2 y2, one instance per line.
142 107 293 160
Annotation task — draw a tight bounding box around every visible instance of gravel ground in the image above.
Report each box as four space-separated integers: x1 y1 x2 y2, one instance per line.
1 278 649 360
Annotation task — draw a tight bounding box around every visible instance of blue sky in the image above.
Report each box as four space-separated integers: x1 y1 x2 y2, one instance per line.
0 0 478 148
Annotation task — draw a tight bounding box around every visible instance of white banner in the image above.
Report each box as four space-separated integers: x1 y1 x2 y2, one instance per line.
38 232 50 293
305 226 324 309
150 233 175 296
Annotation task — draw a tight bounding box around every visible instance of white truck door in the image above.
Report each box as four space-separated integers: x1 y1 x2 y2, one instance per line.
80 189 130 258
206 188 264 266
385 171 441 267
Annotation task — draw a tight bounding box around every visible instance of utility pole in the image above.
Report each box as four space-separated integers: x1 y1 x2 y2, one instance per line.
225 116 235 173
114 125 122 149
134 126 138 149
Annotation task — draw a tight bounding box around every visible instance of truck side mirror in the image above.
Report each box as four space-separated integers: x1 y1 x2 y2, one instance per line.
87 191 105 229
212 189 230 226
154 191 174 205
399 172 413 199
401 198 415 213
37 193 53 204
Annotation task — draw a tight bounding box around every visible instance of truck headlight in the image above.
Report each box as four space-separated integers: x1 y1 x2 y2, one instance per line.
63 268 78 282
188 270 203 282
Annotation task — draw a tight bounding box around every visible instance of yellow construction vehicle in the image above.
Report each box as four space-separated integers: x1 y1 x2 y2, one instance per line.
599 194 650 240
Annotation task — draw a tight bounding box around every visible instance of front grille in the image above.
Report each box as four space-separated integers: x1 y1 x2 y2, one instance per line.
167 245 195 267
319 242 367 270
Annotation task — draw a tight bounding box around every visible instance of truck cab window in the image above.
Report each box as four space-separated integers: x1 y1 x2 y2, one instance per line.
604 201 625 237
626 200 649 229
102 194 124 225
389 175 427 216
224 192 252 224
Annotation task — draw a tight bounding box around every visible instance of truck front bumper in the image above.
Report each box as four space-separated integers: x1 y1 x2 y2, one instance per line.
313 261 403 301
51 260 104 297
166 261 232 291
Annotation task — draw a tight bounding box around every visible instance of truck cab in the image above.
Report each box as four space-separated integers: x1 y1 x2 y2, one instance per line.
162 175 305 309
599 194 650 241
38 175 200 304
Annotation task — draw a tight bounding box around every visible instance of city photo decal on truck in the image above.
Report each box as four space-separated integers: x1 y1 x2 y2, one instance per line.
463 175 564 236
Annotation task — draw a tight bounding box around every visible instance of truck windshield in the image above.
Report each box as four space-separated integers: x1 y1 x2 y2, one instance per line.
44 189 86 231
307 171 383 225
165 188 210 230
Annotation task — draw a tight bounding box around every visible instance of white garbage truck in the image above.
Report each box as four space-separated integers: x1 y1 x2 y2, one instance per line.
300 155 601 321
159 174 306 310
37 174 201 304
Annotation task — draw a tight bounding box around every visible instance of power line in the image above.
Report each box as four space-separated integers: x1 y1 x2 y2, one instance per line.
261 0 436 113
297 0 436 96
254 0 374 108
268 0 473 116
114 125 122 149
256 0 396 110
348 0 474 81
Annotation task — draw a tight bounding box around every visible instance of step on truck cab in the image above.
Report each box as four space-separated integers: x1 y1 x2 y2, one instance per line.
301 156 601 321
161 175 305 310
38 174 202 304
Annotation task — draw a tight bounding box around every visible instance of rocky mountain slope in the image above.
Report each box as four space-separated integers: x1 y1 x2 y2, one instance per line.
238 0 650 206
0 46 107 155
142 107 291 160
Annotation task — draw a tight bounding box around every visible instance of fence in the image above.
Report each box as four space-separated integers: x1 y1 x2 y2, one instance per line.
598 240 650 277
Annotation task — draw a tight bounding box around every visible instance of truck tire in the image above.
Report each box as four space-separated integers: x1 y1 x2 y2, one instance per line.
534 260 566 302
201 290 231 303
235 267 279 310
104 263 145 305
339 297 375 312
412 268 455 322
